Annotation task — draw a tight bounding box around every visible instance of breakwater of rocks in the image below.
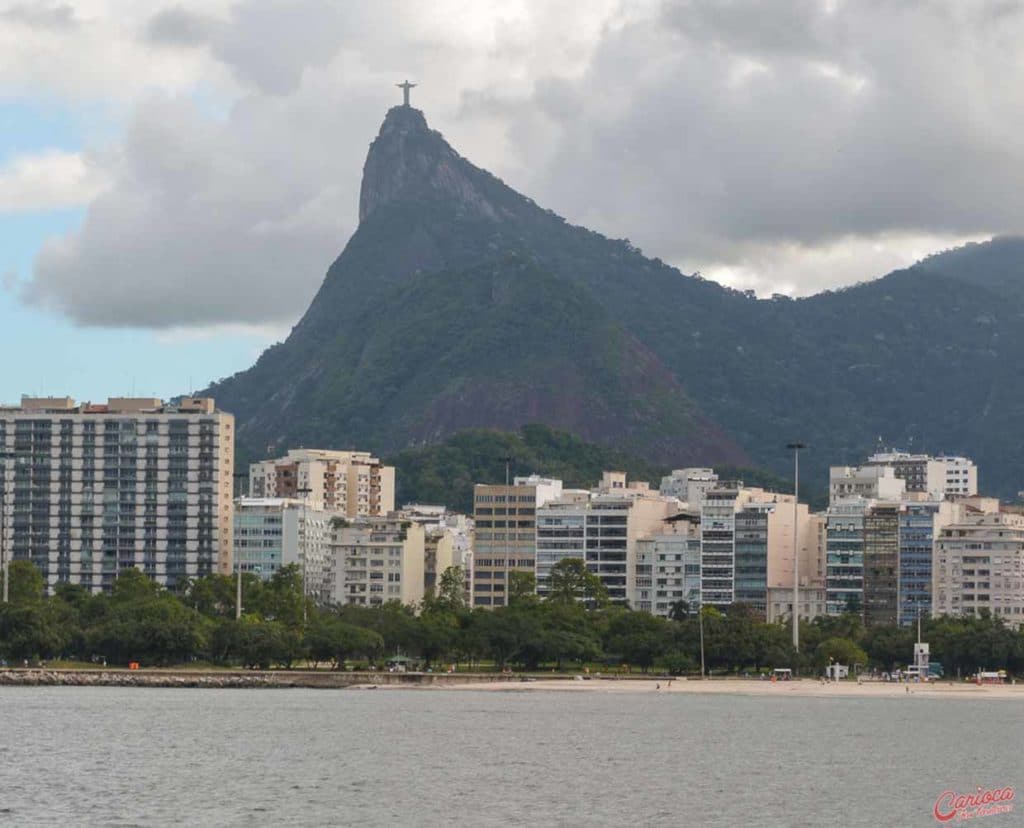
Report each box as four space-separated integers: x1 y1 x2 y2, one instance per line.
0 669 523 689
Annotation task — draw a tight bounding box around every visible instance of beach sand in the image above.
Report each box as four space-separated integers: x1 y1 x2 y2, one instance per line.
426 677 1024 699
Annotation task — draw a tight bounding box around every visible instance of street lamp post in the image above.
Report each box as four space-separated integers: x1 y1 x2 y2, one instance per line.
500 455 512 607
698 602 706 679
0 451 14 604
232 471 249 620
786 442 806 652
297 486 313 626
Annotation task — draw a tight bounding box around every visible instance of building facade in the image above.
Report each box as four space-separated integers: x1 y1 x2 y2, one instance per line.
862 503 902 626
700 483 804 615
0 396 233 593
634 516 702 617
830 465 906 503
232 497 333 599
825 499 868 616
535 473 678 604
472 475 562 607
249 449 394 518
865 451 977 498
767 584 828 624
898 499 965 626
659 468 719 508
933 511 1024 627
326 517 425 607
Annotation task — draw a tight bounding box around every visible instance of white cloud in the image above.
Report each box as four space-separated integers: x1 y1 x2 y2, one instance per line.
0 149 107 211
692 232 994 298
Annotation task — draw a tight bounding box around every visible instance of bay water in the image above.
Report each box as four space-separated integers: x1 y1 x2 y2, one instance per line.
0 687 1018 826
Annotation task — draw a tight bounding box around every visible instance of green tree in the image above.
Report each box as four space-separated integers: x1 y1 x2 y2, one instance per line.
606 611 671 672
305 615 383 669
5 560 45 606
546 558 608 607
509 571 538 606
816 637 868 670
436 566 467 611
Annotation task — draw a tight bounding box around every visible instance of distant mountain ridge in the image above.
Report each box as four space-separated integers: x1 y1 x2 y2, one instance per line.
206 104 1024 498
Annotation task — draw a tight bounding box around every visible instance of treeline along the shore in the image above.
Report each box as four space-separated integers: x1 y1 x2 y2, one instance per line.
0 559 1022 676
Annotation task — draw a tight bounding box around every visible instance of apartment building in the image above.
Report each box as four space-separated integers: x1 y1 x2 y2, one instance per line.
862 503 902 626
700 483 806 615
659 468 719 508
767 584 827 624
825 499 869 616
535 472 678 604
0 396 233 593
826 498 908 623
472 475 562 607
232 497 333 598
830 465 906 503
934 511 1024 627
865 451 977 498
249 449 394 518
326 517 425 607
898 499 967 626
634 513 702 617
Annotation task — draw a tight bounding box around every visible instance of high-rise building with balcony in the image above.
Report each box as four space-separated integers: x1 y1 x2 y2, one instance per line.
535 472 678 605
934 510 1024 627
700 483 807 616
0 396 234 592
326 516 425 607
248 449 394 518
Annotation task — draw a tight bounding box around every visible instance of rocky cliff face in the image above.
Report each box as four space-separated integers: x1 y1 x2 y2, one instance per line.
359 105 503 224
207 105 747 469
207 103 1024 497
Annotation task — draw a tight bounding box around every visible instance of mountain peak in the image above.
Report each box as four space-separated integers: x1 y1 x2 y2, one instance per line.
358 105 506 224
378 104 430 136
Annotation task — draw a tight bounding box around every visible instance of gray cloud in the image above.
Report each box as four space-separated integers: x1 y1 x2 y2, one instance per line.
17 1 1024 326
145 6 212 47
1 3 76 30
144 1 348 94
489 0 1024 289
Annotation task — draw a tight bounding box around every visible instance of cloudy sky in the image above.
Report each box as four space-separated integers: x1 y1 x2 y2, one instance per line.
1 0 1015 402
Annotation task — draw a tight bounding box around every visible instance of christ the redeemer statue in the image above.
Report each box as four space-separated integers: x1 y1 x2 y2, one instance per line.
397 80 417 106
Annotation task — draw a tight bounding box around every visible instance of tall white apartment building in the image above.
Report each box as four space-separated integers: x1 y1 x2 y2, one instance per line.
233 497 333 599
933 511 1024 627
326 516 425 607
0 396 234 593
535 472 679 604
700 482 807 615
249 449 394 518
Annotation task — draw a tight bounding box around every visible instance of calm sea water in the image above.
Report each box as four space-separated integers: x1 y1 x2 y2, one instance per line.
0 687 1019 827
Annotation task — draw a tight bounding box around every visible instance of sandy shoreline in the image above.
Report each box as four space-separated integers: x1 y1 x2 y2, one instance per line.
400 677 1024 699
